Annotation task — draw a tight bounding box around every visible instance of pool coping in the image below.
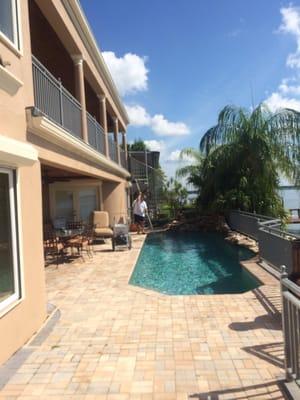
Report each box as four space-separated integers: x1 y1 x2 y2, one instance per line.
127 233 279 299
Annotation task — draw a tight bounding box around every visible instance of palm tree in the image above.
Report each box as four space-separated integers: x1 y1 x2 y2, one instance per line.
179 104 300 217
163 178 188 218
176 148 203 189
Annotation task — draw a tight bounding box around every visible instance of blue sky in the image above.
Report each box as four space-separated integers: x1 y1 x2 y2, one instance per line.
80 0 300 177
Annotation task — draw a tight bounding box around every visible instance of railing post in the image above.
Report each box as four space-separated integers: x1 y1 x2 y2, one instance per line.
58 78 64 127
280 265 291 381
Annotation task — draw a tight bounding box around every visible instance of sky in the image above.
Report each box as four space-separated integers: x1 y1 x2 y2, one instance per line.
80 0 300 177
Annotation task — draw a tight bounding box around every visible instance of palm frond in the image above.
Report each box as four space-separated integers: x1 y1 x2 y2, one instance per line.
200 105 250 154
179 148 203 162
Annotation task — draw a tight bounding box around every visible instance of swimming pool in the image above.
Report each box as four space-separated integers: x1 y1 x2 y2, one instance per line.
130 231 260 295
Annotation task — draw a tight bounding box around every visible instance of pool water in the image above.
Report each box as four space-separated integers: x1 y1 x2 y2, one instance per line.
130 231 260 295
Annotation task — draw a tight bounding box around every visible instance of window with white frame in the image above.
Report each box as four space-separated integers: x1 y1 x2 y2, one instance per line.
0 0 20 49
0 168 20 311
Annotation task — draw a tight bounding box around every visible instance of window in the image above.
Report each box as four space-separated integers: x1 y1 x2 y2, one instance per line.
79 188 97 222
0 0 20 49
55 191 74 220
51 183 100 224
0 168 20 311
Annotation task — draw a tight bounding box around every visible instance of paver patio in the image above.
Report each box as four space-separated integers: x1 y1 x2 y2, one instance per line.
0 234 289 399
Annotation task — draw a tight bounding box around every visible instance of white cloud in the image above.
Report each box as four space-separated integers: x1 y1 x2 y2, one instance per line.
278 77 300 95
265 6 300 111
102 51 148 96
167 150 182 162
104 51 190 137
265 92 300 112
279 6 300 68
125 104 151 126
151 114 190 136
144 140 165 152
126 104 190 137
166 149 194 162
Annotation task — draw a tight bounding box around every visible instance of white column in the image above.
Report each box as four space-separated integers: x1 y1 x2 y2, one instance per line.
97 94 109 157
72 55 88 143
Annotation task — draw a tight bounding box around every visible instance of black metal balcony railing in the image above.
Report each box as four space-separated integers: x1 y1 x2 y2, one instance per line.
120 149 127 170
32 56 82 138
32 56 128 171
108 135 117 163
87 112 106 155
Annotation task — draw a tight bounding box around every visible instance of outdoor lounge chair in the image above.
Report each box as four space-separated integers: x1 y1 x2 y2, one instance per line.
93 211 113 240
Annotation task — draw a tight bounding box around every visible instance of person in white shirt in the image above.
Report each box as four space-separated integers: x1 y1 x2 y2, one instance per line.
132 192 148 234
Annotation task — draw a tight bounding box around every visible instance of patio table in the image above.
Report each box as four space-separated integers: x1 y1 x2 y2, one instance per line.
55 228 84 240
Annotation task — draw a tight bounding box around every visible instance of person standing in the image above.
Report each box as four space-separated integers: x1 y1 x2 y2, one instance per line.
133 192 148 234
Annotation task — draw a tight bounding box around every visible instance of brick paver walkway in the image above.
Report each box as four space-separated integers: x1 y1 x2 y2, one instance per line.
0 234 288 399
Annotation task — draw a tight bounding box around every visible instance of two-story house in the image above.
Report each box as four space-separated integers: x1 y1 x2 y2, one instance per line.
0 0 130 364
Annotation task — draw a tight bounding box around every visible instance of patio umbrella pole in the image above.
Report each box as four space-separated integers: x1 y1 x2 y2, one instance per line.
132 178 153 231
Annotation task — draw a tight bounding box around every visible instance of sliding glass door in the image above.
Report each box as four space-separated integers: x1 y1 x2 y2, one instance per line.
0 169 20 311
52 185 100 224
79 188 97 222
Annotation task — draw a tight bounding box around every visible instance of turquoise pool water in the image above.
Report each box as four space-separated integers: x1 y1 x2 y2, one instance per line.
130 232 260 295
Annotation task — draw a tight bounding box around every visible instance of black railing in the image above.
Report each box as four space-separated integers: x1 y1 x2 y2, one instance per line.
32 55 82 138
32 56 128 171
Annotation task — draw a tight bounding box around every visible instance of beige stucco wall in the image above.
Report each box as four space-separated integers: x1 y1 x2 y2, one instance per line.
28 133 127 184
0 0 46 365
0 163 46 365
102 181 129 225
0 0 35 142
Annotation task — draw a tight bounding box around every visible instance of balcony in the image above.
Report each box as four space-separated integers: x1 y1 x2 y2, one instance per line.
32 56 127 170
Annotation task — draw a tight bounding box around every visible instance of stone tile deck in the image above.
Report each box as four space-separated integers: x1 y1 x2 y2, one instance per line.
0 234 289 399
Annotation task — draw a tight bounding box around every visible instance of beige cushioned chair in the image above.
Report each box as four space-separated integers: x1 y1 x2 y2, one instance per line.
93 211 113 239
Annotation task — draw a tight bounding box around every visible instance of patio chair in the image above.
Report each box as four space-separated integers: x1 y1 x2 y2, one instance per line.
66 225 94 260
43 228 67 267
93 211 113 241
